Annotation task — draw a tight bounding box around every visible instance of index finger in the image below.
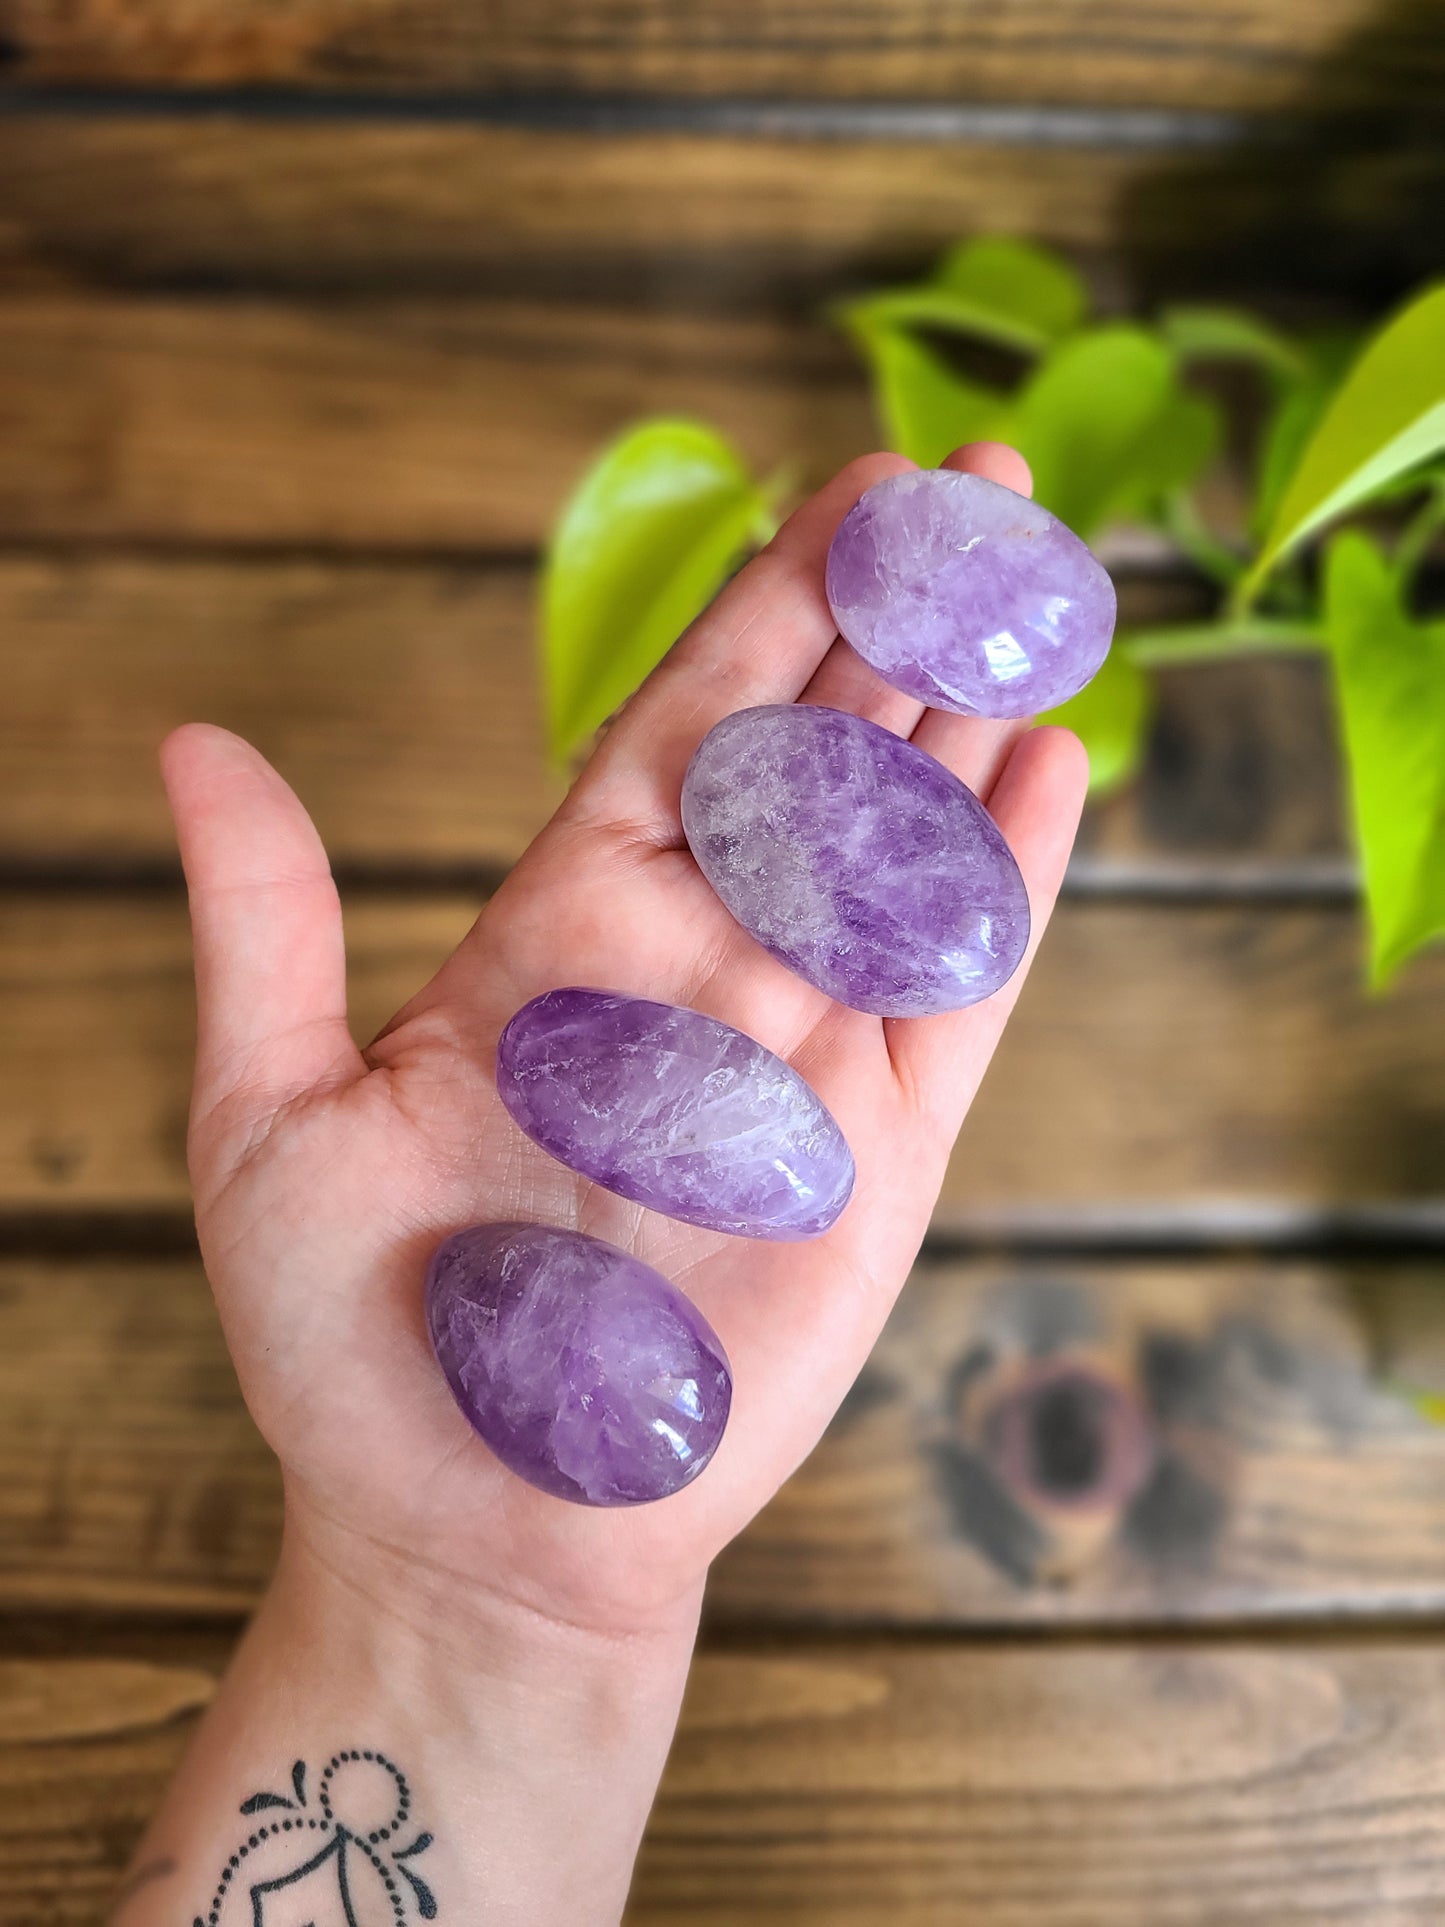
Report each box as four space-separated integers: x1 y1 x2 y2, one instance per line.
563 450 909 844
564 441 1033 847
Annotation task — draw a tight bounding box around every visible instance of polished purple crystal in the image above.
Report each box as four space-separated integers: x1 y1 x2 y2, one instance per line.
425 1222 730 1506
497 989 854 1240
826 468 1116 718
682 704 1029 1017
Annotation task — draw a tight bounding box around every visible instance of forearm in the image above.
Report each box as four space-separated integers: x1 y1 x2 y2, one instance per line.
115 1520 701 1926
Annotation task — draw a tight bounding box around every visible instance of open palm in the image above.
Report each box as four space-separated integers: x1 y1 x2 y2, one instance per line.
164 443 1087 1644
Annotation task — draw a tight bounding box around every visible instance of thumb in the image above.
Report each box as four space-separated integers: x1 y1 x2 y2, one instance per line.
160 724 362 1163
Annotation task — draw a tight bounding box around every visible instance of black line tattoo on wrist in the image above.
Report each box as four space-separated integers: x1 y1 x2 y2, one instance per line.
194 1751 436 1925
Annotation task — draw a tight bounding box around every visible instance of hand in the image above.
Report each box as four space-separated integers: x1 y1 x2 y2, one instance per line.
162 441 1088 1651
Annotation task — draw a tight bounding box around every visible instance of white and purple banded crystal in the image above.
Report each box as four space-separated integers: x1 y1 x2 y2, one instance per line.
826 468 1116 718
497 989 854 1240
425 1222 730 1506
682 704 1029 1017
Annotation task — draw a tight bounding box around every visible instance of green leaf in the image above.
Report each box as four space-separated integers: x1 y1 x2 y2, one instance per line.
1244 283 1445 598
1009 325 1179 536
836 236 1085 357
1114 389 1221 516
1250 330 1361 540
1323 528 1445 985
542 418 765 763
931 236 1088 344
1042 645 1152 795
851 320 1010 467
1160 305 1304 379
1253 371 1334 543
1124 618 1322 668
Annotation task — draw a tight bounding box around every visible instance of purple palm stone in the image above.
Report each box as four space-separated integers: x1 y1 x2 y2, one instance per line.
826 468 1116 718
497 989 854 1240
425 1222 730 1506
682 704 1029 1017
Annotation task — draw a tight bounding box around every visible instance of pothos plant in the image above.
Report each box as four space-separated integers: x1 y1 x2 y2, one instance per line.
542 239 1445 987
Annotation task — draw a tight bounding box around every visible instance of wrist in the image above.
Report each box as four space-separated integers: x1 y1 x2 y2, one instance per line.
265 1512 699 1922
124 1509 700 1926
276 1493 704 1678
269 1507 704 1777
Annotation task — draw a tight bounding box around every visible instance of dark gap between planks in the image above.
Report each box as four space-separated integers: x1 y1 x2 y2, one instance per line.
10 1606 1445 1658
2 1210 1443 1259
0 858 1362 900
0 87 1255 149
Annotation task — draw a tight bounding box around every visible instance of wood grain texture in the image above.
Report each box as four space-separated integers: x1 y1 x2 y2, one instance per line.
0 120 1179 297
0 11 1434 1912
1080 650 1348 880
0 113 1426 305
0 1656 214 1742
649 1641 1445 1923
0 555 560 873
0 1258 274 1614
8 1254 1445 1624
0 295 868 549
0 293 1335 560
9 1632 1445 1924
0 550 1342 875
5 894 1441 1220
717 1256 1445 1621
2 0 1439 112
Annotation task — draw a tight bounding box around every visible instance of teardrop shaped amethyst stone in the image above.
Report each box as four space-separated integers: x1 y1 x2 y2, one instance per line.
425 1223 731 1506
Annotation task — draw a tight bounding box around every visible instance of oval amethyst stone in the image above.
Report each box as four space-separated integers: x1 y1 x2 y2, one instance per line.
497 989 854 1240
425 1223 731 1506
682 704 1029 1017
826 468 1116 718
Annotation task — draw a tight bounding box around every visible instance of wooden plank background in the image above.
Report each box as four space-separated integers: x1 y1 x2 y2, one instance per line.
3 0 1440 112
1 4 1441 1919
5 893 1443 1223
12 1631 1445 1924
8 1253 1445 1625
0 561 1340 875
0 121 1268 288
3 115 1425 309
11 1633 1445 1924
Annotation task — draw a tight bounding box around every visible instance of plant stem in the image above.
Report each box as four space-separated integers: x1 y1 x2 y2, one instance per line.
1161 491 1246 590
1393 480 1445 587
1123 619 1324 667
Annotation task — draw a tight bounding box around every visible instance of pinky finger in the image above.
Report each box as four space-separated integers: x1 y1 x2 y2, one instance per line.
885 724 1088 1136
